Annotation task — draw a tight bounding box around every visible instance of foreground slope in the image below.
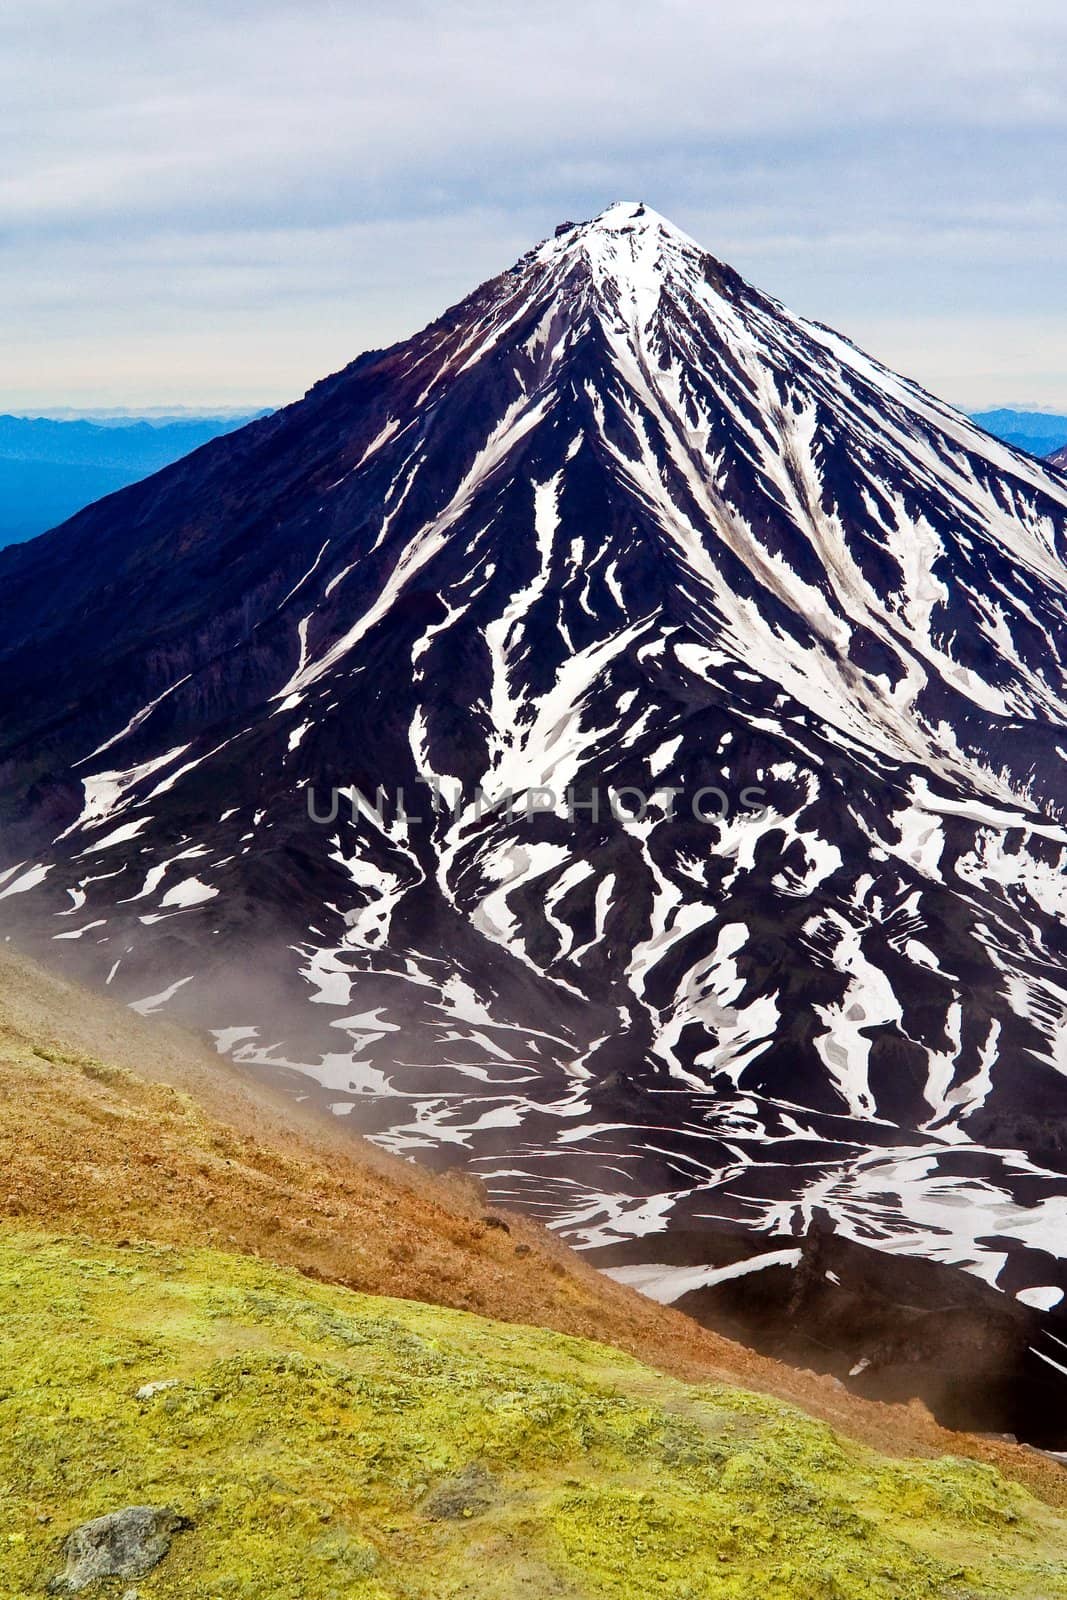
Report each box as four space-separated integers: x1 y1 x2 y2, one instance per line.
0 940 762 1377
2 938 1065 1501
6 1232 1067 1600
2 204 1067 1329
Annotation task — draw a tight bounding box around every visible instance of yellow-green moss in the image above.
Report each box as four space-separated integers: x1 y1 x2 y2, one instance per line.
1 1231 1065 1598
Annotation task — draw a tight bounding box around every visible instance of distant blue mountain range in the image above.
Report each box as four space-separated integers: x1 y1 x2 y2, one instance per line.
969 408 1067 459
0 413 266 548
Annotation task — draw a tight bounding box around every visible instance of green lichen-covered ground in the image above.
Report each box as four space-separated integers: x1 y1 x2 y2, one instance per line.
3 1232 1067 1600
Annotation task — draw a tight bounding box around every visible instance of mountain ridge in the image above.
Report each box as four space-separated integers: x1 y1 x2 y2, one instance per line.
969 408 1067 460
0 411 261 548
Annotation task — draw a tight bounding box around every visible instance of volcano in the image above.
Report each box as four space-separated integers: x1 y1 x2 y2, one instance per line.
3 204 1067 1419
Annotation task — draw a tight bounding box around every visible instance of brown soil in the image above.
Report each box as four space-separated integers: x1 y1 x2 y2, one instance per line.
2 940 1064 1507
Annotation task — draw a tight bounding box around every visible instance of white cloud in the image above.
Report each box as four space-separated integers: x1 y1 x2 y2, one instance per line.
2 0 1066 406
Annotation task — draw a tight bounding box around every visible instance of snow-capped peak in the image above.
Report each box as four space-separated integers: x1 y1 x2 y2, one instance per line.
550 200 699 248
528 201 710 302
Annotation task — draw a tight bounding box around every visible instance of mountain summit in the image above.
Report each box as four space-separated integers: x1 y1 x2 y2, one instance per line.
2 205 1067 1358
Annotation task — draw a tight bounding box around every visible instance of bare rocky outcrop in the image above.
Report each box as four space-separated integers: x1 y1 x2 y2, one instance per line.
49 1506 190 1593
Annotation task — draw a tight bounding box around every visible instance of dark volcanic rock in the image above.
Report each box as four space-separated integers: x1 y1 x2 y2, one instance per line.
590 1219 1067 1446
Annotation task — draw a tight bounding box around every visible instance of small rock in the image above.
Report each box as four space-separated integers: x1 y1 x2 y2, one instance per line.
49 1505 190 1593
134 1379 180 1401
481 1215 510 1234
421 1463 496 1522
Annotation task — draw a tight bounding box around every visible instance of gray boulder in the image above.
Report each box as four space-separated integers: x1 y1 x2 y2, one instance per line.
49 1506 189 1593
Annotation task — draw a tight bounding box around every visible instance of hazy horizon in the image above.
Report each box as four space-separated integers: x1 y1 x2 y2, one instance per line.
9 397 1067 426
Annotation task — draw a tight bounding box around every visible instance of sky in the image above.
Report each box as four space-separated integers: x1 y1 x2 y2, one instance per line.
4 0 1067 414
